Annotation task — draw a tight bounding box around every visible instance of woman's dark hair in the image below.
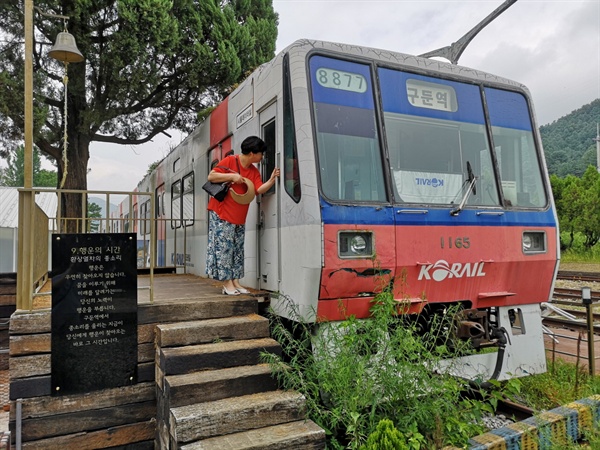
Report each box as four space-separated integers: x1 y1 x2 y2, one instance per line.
241 136 267 154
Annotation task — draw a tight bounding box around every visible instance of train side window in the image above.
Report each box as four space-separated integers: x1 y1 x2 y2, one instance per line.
182 172 194 227
141 200 151 235
262 120 276 196
133 203 138 232
224 150 234 158
155 185 163 218
171 180 181 229
283 53 301 202
173 158 181 173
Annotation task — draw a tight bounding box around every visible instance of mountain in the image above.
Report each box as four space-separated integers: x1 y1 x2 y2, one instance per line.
89 196 118 219
540 99 599 177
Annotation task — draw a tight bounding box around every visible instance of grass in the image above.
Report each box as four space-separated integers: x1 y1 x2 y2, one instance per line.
534 242 600 448
560 233 600 264
263 292 600 449
263 249 600 449
516 358 600 450
519 359 600 411
263 293 497 449
561 251 600 264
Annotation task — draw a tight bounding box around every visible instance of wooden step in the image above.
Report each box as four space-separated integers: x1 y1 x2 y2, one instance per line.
170 390 306 444
158 338 281 378
164 364 278 408
155 314 270 348
138 297 258 324
179 420 326 450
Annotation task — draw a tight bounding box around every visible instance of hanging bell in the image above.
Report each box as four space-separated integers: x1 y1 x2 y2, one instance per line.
48 31 84 63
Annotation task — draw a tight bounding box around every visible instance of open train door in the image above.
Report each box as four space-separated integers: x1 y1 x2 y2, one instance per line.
257 102 280 291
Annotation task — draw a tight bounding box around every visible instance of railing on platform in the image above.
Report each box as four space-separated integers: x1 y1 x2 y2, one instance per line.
543 300 598 376
545 329 599 375
15 187 183 311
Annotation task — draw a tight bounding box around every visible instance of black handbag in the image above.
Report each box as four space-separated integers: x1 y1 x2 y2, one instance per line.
202 158 241 202
202 180 230 201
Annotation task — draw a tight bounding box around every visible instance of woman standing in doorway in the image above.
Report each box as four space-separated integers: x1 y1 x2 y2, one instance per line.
206 136 280 295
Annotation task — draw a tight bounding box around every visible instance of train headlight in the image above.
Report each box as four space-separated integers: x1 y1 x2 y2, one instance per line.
522 231 546 254
339 231 373 258
350 235 367 253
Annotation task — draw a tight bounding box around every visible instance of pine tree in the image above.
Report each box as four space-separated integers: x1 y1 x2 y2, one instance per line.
0 145 57 187
0 0 278 223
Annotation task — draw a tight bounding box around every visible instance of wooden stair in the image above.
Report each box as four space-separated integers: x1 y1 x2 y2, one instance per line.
154 299 325 449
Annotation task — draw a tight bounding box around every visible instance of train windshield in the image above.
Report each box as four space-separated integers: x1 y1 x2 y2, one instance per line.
309 56 387 202
485 88 547 207
379 68 501 207
309 55 547 208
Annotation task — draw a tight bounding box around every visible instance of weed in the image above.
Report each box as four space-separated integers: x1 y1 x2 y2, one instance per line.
263 281 600 448
262 287 503 448
518 359 600 411
510 358 600 449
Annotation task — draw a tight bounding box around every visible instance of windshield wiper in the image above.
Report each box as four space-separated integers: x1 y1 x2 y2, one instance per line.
450 161 477 216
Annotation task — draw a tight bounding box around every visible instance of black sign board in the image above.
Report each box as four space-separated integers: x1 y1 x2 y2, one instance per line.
51 233 138 395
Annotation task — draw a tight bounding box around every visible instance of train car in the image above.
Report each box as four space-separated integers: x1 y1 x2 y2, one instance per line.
126 39 559 381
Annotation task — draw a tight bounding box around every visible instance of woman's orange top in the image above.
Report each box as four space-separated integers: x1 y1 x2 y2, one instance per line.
207 155 263 225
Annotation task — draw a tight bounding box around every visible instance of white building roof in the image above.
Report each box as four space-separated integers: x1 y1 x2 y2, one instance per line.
0 187 58 229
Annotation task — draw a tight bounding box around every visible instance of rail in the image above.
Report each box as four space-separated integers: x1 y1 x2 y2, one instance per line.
557 271 600 283
15 187 171 311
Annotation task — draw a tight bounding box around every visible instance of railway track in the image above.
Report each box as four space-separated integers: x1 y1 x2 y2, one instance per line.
554 287 600 302
543 316 600 334
557 271 600 283
544 284 599 334
496 398 534 422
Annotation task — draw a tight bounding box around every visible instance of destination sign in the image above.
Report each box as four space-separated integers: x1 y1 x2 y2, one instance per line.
406 79 457 112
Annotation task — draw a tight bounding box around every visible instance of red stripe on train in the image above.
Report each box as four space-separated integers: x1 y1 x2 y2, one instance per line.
318 224 557 320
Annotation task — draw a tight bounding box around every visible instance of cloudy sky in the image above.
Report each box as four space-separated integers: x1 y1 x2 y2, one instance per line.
85 0 599 192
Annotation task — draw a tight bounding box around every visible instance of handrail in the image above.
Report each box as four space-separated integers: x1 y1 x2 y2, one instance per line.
16 187 156 311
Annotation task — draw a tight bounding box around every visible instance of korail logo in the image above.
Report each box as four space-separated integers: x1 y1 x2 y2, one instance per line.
418 260 486 282
415 177 444 188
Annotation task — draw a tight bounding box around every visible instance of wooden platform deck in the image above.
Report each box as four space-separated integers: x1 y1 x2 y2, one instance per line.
139 273 239 303
30 272 266 310
137 273 266 304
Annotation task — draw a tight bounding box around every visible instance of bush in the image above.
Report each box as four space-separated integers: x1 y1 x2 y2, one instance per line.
359 419 410 450
262 287 500 448
560 232 600 262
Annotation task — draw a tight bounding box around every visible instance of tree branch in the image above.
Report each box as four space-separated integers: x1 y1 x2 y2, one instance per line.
93 127 169 146
35 137 60 161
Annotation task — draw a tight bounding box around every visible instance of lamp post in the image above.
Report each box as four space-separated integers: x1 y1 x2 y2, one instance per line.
17 1 84 311
581 287 595 375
